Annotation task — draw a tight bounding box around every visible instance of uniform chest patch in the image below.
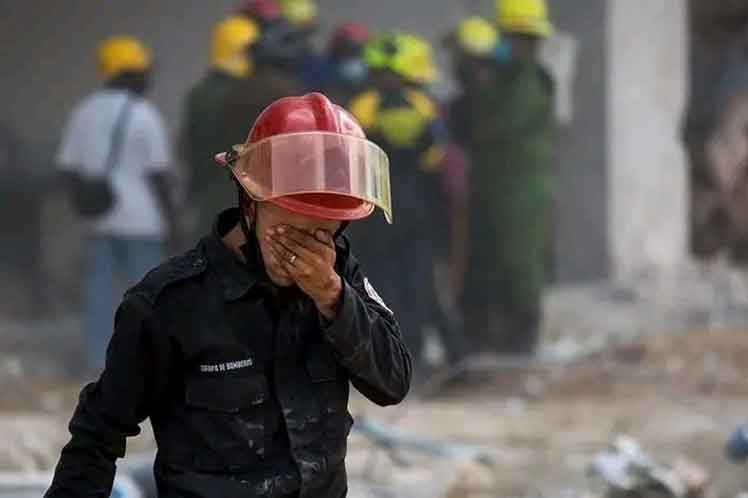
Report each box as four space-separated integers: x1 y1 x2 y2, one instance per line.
364 277 393 315
199 357 254 373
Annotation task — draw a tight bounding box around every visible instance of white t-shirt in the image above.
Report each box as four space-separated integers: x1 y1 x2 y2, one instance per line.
56 89 172 239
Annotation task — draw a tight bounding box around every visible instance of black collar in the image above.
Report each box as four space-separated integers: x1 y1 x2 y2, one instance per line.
203 208 261 301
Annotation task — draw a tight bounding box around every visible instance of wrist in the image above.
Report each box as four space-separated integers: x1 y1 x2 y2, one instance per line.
315 274 343 320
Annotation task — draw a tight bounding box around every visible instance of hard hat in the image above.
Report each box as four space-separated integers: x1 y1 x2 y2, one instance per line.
364 32 438 85
280 0 318 28
214 93 392 223
496 0 554 38
211 16 260 78
454 17 500 56
96 36 152 80
329 22 370 54
393 34 438 85
362 33 394 71
238 0 283 26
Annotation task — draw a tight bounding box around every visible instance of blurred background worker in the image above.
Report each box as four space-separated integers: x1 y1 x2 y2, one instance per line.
441 16 502 327
56 36 176 372
322 22 371 105
445 16 506 148
459 0 556 355
279 0 327 90
180 16 260 239
348 32 450 377
221 20 305 145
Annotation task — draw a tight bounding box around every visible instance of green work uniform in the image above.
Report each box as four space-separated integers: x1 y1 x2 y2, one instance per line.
461 59 555 354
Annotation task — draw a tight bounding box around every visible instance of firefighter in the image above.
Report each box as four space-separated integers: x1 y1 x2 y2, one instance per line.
45 93 411 498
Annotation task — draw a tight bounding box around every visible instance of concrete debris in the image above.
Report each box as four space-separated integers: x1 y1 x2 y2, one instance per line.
444 460 497 497
671 458 710 497
543 261 748 362
590 436 709 498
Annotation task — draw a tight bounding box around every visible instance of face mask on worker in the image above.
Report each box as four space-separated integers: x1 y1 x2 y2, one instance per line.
495 41 512 64
337 57 369 85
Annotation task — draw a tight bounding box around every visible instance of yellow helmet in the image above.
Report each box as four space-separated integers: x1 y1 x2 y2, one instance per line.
496 0 554 38
280 0 318 28
364 32 438 85
397 34 438 84
456 17 500 56
96 36 152 80
211 16 260 78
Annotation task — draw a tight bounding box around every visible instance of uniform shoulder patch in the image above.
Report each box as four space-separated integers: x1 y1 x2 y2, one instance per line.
363 277 393 315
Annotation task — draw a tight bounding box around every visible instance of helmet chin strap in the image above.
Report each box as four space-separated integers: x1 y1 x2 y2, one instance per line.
334 222 348 239
237 181 255 243
237 181 270 280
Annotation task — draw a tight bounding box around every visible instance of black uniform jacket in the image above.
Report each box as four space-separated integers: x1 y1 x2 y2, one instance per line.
45 209 412 498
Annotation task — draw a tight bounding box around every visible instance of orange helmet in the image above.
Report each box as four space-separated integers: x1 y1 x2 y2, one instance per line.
215 93 393 223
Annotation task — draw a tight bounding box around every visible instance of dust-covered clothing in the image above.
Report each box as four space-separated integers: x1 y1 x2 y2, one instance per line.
45 208 411 498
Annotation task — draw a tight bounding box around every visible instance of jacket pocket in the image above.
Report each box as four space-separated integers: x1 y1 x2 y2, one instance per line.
183 374 269 472
185 375 267 412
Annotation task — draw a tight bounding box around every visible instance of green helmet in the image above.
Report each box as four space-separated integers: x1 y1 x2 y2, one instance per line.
364 31 437 84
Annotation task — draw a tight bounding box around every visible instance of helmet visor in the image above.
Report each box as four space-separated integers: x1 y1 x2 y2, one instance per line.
219 132 392 223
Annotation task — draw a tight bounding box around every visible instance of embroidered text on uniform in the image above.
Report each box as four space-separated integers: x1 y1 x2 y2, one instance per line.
200 358 254 373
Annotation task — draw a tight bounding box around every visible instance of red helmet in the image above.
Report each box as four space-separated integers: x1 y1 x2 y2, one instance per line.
215 93 393 223
238 0 282 26
330 23 370 52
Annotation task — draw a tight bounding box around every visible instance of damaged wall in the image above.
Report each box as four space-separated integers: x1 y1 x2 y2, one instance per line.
685 0 748 263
